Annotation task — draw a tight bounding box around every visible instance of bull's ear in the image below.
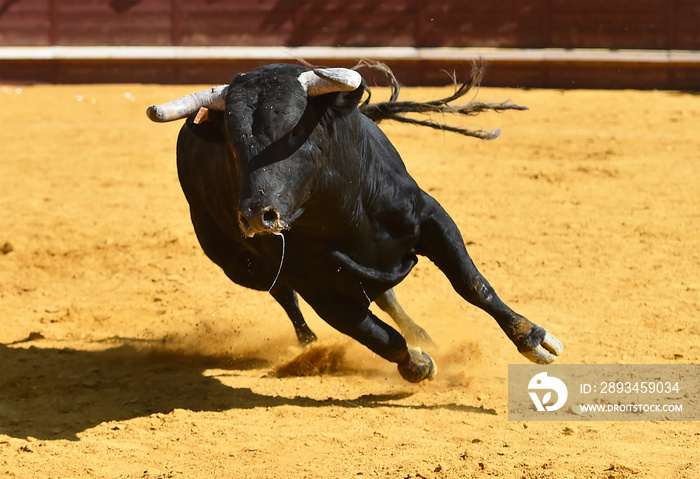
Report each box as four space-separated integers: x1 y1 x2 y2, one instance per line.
184 109 226 143
329 80 367 111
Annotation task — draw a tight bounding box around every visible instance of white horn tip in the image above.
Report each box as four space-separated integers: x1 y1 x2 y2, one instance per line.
314 68 362 91
146 105 166 122
298 68 363 96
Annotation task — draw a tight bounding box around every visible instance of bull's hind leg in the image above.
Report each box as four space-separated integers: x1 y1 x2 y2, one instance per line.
374 289 436 348
306 293 436 382
416 196 563 364
189 207 317 346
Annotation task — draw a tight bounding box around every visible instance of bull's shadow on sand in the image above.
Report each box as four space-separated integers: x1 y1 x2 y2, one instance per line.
0 340 494 441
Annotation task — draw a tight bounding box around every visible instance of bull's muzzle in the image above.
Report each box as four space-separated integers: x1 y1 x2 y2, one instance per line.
238 205 287 238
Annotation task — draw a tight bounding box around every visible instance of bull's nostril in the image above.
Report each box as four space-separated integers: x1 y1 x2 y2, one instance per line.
239 206 282 237
263 208 280 226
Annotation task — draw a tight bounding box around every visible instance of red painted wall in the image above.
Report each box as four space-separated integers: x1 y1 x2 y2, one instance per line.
1 0 698 49
1 1 698 88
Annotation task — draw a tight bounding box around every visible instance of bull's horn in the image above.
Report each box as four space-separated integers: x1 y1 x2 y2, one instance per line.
146 85 228 123
298 68 362 97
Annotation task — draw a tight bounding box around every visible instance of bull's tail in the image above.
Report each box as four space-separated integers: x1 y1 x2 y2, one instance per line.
355 59 527 140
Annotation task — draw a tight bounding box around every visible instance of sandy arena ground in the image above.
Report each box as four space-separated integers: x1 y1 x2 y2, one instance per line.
1 79 699 478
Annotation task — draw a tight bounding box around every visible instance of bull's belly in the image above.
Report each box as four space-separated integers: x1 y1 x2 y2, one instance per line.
276 239 418 306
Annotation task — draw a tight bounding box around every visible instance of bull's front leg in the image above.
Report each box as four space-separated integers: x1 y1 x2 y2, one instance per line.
416 195 563 364
305 292 437 382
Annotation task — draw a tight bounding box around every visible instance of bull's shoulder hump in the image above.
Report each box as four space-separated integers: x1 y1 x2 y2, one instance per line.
358 115 419 189
359 116 407 169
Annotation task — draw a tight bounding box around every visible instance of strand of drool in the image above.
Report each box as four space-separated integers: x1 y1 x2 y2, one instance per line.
268 232 285 293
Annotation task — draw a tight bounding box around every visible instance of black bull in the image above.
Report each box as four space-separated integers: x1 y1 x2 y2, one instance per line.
147 63 562 382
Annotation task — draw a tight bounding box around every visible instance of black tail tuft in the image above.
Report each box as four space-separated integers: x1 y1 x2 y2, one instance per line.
354 59 527 140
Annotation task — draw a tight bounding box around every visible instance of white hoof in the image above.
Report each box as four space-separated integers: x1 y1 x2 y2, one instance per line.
520 332 563 364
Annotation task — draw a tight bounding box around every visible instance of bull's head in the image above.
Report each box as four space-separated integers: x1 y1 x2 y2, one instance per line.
147 65 364 237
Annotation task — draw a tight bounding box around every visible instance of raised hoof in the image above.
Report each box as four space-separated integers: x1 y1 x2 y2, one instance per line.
397 348 437 383
519 330 564 364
